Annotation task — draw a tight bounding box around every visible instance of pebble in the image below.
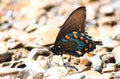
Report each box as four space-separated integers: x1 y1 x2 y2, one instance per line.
66 72 85 79
97 17 116 26
85 70 101 79
110 25 120 41
101 54 115 64
28 48 50 59
100 73 113 79
25 24 38 33
99 4 114 16
114 71 120 79
102 63 116 73
0 0 120 79
80 58 91 66
11 48 29 60
6 40 24 49
0 52 12 63
44 66 68 79
90 54 102 71
111 46 120 64
0 42 8 54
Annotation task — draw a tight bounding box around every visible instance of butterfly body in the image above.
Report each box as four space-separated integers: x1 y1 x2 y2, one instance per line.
50 6 102 57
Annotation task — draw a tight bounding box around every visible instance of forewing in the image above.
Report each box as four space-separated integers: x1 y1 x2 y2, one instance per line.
55 6 86 44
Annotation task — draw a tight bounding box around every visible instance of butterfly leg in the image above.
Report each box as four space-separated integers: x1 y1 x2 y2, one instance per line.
47 52 54 69
68 53 78 71
62 53 78 71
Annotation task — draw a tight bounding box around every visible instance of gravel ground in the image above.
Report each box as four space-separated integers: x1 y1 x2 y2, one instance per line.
0 0 120 79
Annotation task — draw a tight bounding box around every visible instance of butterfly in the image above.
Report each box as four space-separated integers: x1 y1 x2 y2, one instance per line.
50 6 102 57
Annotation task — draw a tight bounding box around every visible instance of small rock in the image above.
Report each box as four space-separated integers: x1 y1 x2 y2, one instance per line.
99 4 114 16
75 64 88 72
11 48 29 60
110 26 120 41
28 27 59 45
36 57 48 69
0 23 12 30
114 71 120 79
85 70 101 79
19 58 45 73
44 66 67 79
97 17 116 26
80 0 99 5
33 72 43 79
100 73 113 79
70 57 80 66
12 20 30 30
111 33 120 41
6 40 24 49
8 29 30 44
102 63 116 73
0 42 8 54
10 61 26 68
111 46 120 64
51 55 63 65
18 70 29 79
0 32 8 41
25 24 38 33
28 48 50 60
66 72 85 79
101 54 115 64
0 52 12 63
90 54 102 71
80 58 91 66
102 37 118 48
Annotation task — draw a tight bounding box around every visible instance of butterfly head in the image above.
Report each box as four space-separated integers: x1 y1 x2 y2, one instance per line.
51 45 64 55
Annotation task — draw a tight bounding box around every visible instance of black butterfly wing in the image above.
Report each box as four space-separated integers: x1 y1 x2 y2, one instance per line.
55 6 86 45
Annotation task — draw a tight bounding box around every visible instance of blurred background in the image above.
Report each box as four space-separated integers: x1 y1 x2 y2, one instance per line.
0 0 120 79
0 0 120 46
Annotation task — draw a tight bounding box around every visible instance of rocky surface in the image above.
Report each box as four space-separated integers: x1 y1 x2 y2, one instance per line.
0 0 120 79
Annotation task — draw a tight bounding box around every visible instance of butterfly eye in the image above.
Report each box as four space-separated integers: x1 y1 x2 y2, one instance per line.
65 35 71 40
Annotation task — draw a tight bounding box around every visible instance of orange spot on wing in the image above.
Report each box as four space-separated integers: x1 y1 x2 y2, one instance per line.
89 44 92 48
65 35 70 40
80 36 84 41
76 49 82 54
85 39 89 44
73 35 78 39
84 48 88 51
77 49 81 52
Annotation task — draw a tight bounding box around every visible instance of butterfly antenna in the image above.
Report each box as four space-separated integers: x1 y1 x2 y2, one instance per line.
42 43 54 47
94 41 103 45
